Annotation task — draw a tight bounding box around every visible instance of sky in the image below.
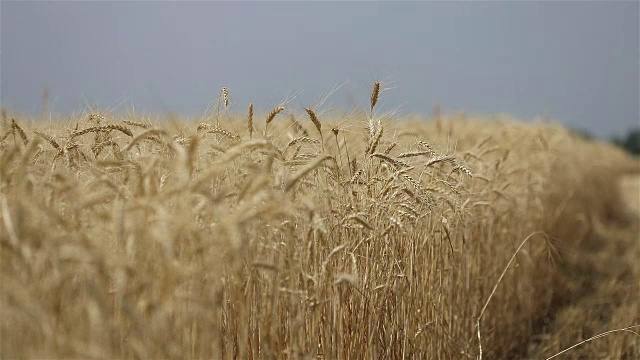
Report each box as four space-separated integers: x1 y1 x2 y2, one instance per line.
1 1 638 138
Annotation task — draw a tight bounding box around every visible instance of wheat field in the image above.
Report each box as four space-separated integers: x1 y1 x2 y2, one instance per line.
1 85 639 359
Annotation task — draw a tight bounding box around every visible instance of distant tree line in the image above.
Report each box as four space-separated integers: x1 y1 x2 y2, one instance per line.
570 127 640 156
611 128 640 155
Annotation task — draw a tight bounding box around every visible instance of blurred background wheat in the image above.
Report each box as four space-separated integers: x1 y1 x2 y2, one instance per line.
1 83 638 358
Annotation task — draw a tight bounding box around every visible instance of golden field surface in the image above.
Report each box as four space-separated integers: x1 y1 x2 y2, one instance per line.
1 89 639 359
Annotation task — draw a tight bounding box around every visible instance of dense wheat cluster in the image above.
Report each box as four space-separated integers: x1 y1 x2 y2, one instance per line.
1 86 639 359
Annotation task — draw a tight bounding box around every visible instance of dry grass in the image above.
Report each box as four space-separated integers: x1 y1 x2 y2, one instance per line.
1 91 639 359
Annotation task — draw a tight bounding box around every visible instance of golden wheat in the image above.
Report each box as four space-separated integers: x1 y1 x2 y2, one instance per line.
71 124 133 138
247 103 254 139
1 86 638 360
11 118 28 145
370 81 380 113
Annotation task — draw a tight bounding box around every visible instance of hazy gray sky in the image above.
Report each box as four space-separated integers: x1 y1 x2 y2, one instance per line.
1 1 638 137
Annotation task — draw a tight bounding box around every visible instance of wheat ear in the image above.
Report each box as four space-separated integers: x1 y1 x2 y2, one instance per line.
370 81 380 114
248 103 254 139
305 108 322 135
122 120 150 129
264 105 284 136
12 119 28 145
221 87 229 108
72 125 133 138
366 125 383 155
33 131 60 150
123 128 168 151
266 106 285 125
305 108 324 150
284 155 332 191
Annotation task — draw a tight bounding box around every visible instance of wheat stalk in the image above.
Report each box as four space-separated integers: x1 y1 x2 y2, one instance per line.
11 119 28 145
370 81 380 114
341 213 374 230
265 106 285 126
204 127 240 140
122 120 150 129
545 325 640 360
88 113 105 124
221 87 229 108
33 131 59 150
290 115 309 136
305 108 324 151
397 150 433 159
248 103 254 139
305 108 322 136
72 125 133 138
418 141 437 156
366 125 383 155
264 106 285 136
383 142 397 155
284 155 332 191
286 136 320 150
425 155 457 168
371 153 408 170
123 128 168 151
